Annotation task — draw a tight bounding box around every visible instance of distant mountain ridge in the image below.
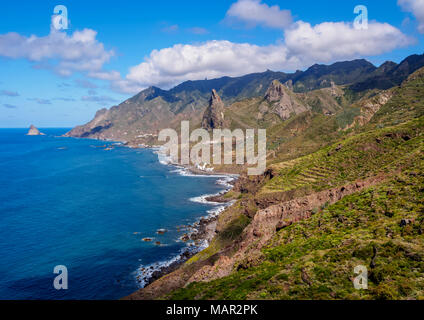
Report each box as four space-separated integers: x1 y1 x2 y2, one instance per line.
65 53 424 143
350 54 424 92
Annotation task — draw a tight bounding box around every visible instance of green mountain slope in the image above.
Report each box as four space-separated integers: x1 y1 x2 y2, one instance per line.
166 116 424 301
168 151 423 300
124 67 424 301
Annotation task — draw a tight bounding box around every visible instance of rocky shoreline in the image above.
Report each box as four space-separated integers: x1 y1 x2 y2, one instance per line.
138 212 221 287
135 170 237 288
62 134 239 290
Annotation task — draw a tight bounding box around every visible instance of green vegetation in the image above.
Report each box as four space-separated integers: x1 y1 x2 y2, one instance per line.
367 67 424 128
163 68 424 301
187 206 251 265
263 117 423 195
68 54 424 145
168 148 424 300
119 62 424 301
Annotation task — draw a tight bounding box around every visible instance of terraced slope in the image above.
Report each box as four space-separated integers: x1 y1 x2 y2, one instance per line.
367 67 424 128
166 117 424 300
262 118 423 196
168 158 424 300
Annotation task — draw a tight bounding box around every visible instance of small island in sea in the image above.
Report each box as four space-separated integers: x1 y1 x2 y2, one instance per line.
26 125 45 136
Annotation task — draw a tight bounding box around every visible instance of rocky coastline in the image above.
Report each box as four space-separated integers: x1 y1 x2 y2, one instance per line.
63 133 239 290
135 169 238 288
138 211 223 287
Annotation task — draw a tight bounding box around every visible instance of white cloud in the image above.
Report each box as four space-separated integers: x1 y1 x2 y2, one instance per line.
53 97 76 102
3 104 18 109
111 79 146 95
226 0 292 29
113 20 412 93
0 2 415 96
28 98 52 105
398 0 424 33
75 79 98 89
284 21 414 65
88 70 121 81
118 40 299 91
0 25 114 76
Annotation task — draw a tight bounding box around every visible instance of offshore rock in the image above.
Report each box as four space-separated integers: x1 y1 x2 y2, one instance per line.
26 125 45 136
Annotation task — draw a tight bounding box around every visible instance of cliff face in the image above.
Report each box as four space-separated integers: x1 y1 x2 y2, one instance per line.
350 53 424 92
64 108 111 139
186 175 386 284
26 125 45 136
201 89 225 130
263 80 309 120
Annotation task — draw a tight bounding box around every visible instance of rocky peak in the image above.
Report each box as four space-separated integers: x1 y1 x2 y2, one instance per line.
284 79 293 90
202 89 225 130
26 125 45 136
263 80 308 121
265 80 286 103
211 89 222 103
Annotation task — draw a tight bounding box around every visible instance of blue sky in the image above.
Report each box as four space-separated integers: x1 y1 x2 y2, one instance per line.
0 0 423 127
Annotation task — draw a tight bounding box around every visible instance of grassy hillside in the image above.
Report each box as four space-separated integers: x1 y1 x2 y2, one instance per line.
155 68 424 301
166 116 424 300
168 154 423 300
262 118 423 196
367 67 424 128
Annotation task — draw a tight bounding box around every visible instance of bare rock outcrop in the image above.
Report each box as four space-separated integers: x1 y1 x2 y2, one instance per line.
345 91 393 130
264 80 308 120
26 125 45 136
202 89 225 130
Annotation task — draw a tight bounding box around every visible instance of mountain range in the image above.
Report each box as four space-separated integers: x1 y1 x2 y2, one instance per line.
65 53 424 148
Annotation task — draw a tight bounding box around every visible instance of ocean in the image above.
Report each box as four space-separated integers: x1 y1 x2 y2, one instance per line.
0 128 232 300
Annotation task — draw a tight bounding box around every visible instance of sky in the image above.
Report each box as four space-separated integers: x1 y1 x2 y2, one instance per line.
0 0 423 127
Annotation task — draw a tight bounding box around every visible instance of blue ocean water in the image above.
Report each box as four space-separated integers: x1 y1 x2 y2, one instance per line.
0 128 228 300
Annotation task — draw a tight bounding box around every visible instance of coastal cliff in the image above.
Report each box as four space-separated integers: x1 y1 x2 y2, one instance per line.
125 67 424 300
